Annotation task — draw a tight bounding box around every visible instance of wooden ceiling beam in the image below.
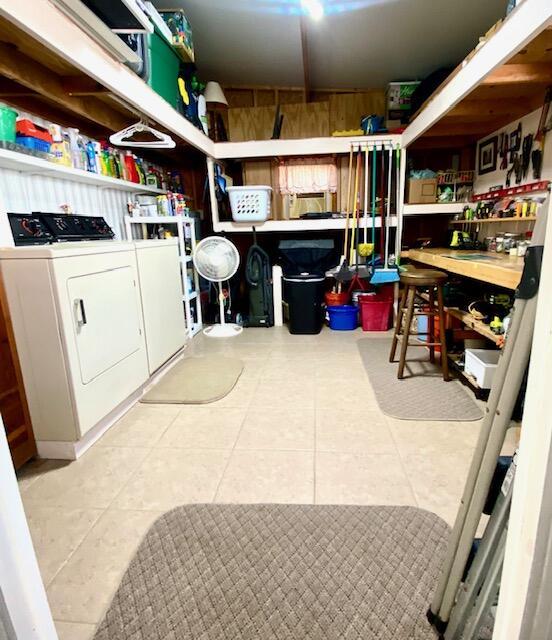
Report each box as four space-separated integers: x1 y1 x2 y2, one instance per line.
299 17 311 102
446 98 533 118
482 62 552 85
0 42 130 132
61 77 109 97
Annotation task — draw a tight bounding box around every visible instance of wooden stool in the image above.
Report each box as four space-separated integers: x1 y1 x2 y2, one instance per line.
389 269 450 381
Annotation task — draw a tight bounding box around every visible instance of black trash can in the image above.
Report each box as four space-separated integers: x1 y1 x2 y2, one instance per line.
283 273 325 334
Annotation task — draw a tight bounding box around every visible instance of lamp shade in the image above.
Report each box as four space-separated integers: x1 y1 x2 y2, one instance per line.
204 81 228 106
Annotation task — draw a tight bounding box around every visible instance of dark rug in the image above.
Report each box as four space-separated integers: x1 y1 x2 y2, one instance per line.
358 338 483 421
94 504 448 640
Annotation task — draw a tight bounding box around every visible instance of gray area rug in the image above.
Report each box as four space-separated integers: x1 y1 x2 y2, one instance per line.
141 356 243 404
358 339 483 421
94 504 448 640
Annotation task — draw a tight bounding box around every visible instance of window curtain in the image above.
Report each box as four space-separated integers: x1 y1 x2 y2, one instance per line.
278 158 337 195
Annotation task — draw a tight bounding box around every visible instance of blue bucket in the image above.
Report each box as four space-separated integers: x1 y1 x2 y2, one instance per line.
327 305 358 331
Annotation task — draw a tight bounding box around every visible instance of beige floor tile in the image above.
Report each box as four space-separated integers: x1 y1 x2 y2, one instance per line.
17 459 68 494
316 408 396 454
112 448 230 510
260 359 315 382
251 380 315 410
47 509 161 624
314 378 378 409
156 407 246 449
25 506 103 586
387 418 481 457
315 452 416 506
236 407 315 451
55 621 96 640
207 378 259 409
216 449 314 504
403 450 474 526
22 447 150 509
98 404 180 448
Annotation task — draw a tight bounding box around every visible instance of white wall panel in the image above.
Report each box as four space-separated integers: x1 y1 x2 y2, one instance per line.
0 169 132 244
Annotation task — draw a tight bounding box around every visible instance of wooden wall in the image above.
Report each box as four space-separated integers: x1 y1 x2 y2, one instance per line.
222 85 386 142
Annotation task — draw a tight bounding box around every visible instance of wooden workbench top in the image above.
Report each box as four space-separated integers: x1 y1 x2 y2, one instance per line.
406 248 524 290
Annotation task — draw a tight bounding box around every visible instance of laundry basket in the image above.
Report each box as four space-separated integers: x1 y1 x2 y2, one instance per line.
228 186 272 222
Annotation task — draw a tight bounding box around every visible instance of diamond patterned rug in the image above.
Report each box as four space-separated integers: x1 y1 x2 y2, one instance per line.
94 505 448 640
358 338 483 421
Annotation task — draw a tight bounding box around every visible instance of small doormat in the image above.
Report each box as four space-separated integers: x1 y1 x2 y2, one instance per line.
94 504 449 640
358 339 483 421
141 356 243 404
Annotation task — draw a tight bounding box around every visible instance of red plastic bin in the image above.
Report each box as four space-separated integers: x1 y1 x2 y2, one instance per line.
359 293 393 331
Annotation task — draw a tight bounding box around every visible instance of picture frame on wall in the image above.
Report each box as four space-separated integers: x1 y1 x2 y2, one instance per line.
478 136 498 175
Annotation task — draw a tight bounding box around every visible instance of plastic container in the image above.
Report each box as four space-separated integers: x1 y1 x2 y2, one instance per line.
228 186 272 222
284 274 325 334
15 136 51 153
147 26 181 108
0 104 17 142
359 294 392 331
325 291 349 307
327 305 358 331
465 349 501 389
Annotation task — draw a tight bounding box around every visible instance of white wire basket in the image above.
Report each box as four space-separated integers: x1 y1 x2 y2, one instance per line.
227 186 272 222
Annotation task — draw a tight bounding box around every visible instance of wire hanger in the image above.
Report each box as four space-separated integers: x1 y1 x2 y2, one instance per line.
109 121 176 149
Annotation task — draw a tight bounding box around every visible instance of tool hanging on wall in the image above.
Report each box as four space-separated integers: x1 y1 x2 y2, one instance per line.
349 146 362 265
371 144 399 285
521 133 533 180
358 144 374 258
336 145 354 292
499 132 509 170
532 85 552 179
509 121 522 162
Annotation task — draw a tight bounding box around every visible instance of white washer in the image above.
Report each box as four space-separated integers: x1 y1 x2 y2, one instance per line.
0 241 149 457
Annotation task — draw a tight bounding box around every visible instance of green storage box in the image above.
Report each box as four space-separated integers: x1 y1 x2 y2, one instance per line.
147 27 180 109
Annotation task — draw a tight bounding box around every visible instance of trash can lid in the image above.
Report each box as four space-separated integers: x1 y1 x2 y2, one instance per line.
283 272 325 283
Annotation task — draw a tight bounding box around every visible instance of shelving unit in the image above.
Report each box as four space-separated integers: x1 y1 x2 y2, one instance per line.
403 203 466 216
450 217 537 225
125 215 203 337
213 216 397 233
0 148 165 193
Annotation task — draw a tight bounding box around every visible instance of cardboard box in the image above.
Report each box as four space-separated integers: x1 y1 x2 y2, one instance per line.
407 178 438 204
386 81 420 123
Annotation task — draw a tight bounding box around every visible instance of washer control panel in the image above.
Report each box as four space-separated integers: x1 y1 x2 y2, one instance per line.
8 212 115 245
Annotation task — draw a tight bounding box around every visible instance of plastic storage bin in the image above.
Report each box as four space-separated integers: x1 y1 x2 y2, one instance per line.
228 186 272 222
325 291 349 306
465 349 501 389
327 305 358 331
359 294 393 331
16 136 51 153
147 27 181 108
284 274 325 334
0 104 17 142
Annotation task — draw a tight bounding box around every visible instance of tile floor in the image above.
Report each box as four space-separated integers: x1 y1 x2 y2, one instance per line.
17 327 518 639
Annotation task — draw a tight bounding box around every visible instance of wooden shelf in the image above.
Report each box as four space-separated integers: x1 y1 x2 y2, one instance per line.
404 0 552 147
213 216 397 233
403 203 466 216
420 292 502 346
126 215 191 224
213 134 401 160
450 216 537 225
0 149 165 193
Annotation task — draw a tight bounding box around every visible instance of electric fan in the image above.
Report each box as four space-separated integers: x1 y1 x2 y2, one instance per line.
193 236 243 338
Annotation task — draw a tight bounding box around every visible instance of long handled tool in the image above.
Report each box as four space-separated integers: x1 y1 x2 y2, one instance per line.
371 144 399 285
336 145 354 292
359 144 374 258
395 144 404 268
349 146 362 265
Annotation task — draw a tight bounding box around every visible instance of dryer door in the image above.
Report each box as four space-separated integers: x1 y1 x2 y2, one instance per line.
67 266 142 384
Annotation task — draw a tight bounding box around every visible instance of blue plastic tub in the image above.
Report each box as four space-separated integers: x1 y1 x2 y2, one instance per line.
327 304 358 331
16 135 51 153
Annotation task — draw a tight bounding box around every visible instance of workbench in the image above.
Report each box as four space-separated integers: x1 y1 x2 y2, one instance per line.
406 248 524 291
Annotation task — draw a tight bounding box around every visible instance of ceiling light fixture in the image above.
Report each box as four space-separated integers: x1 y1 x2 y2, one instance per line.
301 0 324 20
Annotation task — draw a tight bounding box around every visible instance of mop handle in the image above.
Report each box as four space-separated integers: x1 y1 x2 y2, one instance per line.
385 143 393 266
343 145 354 263
395 144 402 264
349 147 361 264
363 143 369 243
371 146 377 267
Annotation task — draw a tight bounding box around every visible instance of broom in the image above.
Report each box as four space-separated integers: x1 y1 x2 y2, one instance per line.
336 145 354 292
370 143 399 285
358 144 374 259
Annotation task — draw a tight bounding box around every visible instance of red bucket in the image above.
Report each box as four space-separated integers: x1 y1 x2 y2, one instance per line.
359 294 393 331
325 291 349 306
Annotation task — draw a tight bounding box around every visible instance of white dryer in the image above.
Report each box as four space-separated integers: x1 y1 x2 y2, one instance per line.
0 241 149 457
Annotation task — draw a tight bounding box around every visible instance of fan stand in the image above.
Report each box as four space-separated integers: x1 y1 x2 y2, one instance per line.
204 284 243 338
